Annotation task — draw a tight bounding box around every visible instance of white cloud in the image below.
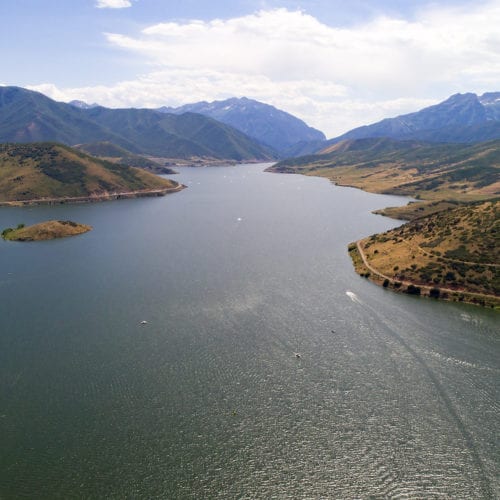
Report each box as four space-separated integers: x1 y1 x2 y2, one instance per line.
30 3 500 137
96 0 132 9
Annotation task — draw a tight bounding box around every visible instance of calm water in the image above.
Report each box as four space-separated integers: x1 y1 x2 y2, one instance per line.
0 164 498 499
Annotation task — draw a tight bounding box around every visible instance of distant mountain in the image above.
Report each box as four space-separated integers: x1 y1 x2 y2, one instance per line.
480 92 500 120
158 97 326 155
69 100 99 109
327 92 500 145
0 87 276 162
0 86 134 148
84 106 276 160
0 142 181 204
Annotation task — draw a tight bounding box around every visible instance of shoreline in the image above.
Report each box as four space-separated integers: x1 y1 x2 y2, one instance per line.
154 157 275 168
267 167 499 309
0 183 185 207
349 240 499 309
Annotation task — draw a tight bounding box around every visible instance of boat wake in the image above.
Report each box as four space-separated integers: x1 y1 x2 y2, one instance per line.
346 291 362 304
426 349 498 373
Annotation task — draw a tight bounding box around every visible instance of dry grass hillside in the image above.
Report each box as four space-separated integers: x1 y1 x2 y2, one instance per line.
270 137 500 202
351 200 499 307
2 220 92 241
0 142 181 203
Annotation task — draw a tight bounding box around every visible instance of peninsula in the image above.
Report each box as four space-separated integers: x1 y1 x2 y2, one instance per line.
0 142 184 206
349 200 499 308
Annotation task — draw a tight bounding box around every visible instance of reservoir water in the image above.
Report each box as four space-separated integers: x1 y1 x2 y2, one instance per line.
0 164 498 498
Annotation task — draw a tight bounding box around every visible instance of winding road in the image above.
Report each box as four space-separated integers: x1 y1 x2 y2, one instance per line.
355 240 499 301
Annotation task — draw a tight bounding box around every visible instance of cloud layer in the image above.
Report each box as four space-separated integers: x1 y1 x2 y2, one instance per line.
96 0 132 9
32 3 500 137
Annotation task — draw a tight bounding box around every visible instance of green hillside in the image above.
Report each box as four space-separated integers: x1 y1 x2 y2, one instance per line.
75 141 135 158
84 107 277 160
0 86 276 162
0 87 138 150
75 141 176 174
0 143 182 204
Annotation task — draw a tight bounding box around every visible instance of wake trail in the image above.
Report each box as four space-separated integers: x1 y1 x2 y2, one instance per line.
347 291 494 498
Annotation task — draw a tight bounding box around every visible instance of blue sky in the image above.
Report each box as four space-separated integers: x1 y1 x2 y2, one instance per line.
1 0 499 136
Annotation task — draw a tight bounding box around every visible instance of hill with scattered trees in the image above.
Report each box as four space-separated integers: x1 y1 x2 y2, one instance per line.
0 142 182 205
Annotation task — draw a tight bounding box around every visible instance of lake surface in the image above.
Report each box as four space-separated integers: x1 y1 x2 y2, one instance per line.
0 164 498 499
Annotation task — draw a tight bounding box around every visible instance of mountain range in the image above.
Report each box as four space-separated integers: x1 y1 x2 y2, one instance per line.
327 92 500 146
0 86 276 162
3 86 500 164
158 97 326 155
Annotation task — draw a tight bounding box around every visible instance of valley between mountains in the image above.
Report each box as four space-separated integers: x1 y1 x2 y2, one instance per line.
0 86 499 307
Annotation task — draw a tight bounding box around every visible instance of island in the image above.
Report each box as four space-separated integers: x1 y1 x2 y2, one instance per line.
2 221 92 241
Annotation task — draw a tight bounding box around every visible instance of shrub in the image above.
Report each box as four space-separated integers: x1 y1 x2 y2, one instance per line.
1 227 13 238
406 284 421 295
383 279 390 288
429 288 440 299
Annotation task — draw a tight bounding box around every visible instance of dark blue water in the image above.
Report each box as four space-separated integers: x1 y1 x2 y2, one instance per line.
0 164 498 498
